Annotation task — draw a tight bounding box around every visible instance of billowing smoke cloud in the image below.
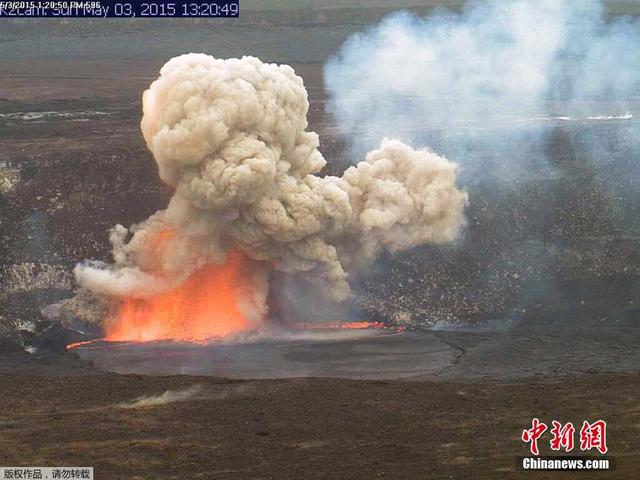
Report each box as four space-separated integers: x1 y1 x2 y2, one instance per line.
74 54 467 323
324 0 640 181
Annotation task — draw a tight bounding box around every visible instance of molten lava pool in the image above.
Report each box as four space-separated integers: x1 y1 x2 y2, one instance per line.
71 329 455 380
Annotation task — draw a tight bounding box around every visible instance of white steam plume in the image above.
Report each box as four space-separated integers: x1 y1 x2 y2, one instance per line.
324 0 640 181
326 0 569 131
75 54 467 315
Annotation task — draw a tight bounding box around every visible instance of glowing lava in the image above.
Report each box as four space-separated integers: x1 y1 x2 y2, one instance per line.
104 249 261 342
295 321 387 330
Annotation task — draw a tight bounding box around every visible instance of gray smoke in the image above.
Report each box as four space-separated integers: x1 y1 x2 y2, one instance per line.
322 0 640 327
324 0 640 182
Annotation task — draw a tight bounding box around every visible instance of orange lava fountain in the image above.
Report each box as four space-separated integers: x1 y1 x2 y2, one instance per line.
104 249 260 342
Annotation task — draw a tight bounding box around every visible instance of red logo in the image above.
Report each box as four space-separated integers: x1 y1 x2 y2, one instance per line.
550 421 575 452
521 419 607 455
579 420 608 454
522 418 548 455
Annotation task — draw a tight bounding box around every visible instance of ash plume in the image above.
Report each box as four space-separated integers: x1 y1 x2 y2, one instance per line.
74 54 467 325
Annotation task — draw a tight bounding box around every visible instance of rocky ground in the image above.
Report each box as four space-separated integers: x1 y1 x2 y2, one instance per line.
1 373 639 479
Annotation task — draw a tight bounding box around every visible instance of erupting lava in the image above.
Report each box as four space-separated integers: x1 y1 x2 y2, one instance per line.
69 54 467 349
105 249 261 342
